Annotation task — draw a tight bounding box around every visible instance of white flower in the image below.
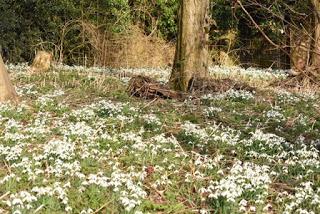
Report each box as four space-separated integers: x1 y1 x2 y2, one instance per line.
181 121 208 141
205 161 272 204
43 139 75 160
65 206 72 212
142 114 162 126
263 203 272 212
199 209 210 214
263 105 285 122
80 208 93 214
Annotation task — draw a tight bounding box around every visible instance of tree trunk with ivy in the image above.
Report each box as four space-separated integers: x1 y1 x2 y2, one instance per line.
290 0 320 74
169 0 210 91
311 0 320 68
0 54 18 102
289 25 312 74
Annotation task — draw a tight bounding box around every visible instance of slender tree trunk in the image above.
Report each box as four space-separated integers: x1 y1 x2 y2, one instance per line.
169 0 210 91
0 55 18 102
311 0 320 67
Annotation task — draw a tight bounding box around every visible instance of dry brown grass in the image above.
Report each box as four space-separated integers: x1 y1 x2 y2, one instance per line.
81 23 175 68
62 21 240 69
211 50 238 67
270 66 320 93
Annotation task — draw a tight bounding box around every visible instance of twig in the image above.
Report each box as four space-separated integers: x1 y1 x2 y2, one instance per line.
143 98 158 109
0 191 10 200
34 204 45 213
4 161 11 174
271 182 295 193
92 199 113 214
144 183 165 198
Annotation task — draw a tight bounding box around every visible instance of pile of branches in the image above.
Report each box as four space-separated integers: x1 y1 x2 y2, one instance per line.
127 75 255 101
127 75 185 100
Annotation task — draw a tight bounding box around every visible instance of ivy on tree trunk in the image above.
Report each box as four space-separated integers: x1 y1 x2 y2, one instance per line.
312 0 320 68
169 0 210 92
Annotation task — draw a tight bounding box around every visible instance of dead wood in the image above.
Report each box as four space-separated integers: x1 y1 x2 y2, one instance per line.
127 75 255 101
30 51 52 73
127 75 186 100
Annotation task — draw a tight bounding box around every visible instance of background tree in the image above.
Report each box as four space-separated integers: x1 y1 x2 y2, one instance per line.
286 1 313 73
233 0 317 72
311 0 320 68
169 0 211 91
0 54 18 102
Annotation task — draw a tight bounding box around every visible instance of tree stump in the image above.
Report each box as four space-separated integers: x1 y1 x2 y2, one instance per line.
30 51 53 73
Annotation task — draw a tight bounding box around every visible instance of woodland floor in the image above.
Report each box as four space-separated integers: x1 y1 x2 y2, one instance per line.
0 64 319 214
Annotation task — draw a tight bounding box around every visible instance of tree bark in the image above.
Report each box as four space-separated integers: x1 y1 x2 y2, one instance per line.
0 55 18 102
289 26 312 74
311 0 320 67
169 0 210 91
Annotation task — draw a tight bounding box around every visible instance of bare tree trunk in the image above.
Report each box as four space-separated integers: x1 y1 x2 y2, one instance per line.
311 0 320 67
169 0 210 91
0 55 18 102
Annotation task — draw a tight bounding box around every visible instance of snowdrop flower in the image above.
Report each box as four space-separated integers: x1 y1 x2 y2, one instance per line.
204 161 272 205
204 107 222 117
80 208 93 214
43 139 75 160
263 105 285 123
181 121 208 141
142 113 162 126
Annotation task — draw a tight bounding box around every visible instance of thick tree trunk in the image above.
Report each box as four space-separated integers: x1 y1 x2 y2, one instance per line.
311 0 320 67
0 55 18 102
289 27 312 74
169 0 210 91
